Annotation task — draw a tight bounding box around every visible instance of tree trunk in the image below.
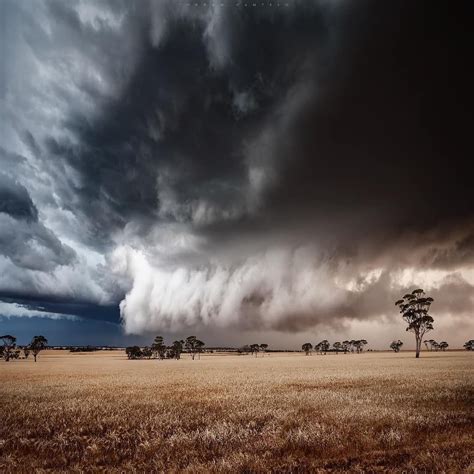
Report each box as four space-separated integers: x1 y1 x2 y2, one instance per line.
34 354 37 362
415 335 421 358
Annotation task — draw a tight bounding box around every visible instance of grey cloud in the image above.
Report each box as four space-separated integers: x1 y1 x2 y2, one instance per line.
0 214 76 272
0 173 38 221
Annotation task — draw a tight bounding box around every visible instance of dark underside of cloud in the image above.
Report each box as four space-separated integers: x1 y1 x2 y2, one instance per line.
0 0 472 334
39 1 474 240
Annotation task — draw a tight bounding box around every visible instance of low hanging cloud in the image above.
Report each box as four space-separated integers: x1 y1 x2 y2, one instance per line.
112 239 474 335
113 245 350 333
0 301 78 321
0 0 472 341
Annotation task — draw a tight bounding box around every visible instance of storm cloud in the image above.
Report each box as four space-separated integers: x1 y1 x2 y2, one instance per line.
1 0 472 344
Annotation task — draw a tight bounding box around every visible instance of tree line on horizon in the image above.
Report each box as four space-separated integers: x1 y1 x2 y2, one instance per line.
237 344 269 356
301 339 368 355
1 332 473 362
126 335 205 360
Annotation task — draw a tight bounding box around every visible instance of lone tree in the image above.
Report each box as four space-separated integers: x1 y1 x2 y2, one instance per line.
185 336 205 360
302 342 313 355
1 335 17 362
395 289 434 358
463 340 474 351
390 340 403 352
30 335 48 362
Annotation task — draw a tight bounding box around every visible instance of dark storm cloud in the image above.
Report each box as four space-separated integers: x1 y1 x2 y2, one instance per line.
22 0 473 247
260 1 473 232
0 173 38 221
0 172 76 271
0 295 120 323
39 1 330 246
0 215 76 272
1 0 472 336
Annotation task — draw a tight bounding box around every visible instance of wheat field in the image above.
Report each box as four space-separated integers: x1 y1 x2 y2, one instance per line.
0 350 472 472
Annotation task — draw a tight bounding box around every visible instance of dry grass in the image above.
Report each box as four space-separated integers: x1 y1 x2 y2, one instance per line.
0 350 472 472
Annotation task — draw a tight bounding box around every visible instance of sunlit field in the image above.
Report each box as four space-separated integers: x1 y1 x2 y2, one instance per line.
1 350 472 472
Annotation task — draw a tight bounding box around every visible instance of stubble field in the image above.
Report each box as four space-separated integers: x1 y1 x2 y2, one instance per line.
0 350 472 472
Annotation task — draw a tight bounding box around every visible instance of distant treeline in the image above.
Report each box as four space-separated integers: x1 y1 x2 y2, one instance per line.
126 336 205 360
70 346 105 352
301 340 368 355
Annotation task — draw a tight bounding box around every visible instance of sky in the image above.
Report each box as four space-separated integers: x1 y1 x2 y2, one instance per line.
0 0 472 349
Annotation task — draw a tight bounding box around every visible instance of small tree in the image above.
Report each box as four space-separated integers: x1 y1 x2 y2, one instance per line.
390 340 403 352
30 335 48 362
250 344 260 357
316 340 330 355
152 336 167 360
23 346 30 359
439 341 449 351
259 343 268 356
395 289 434 358
171 340 184 360
185 336 205 360
126 346 143 359
353 339 368 353
333 342 342 354
342 340 351 354
463 340 474 351
195 339 205 359
302 343 313 355
1 335 17 362
141 346 153 359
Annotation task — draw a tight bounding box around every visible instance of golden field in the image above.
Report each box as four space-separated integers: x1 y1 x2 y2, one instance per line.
0 350 472 472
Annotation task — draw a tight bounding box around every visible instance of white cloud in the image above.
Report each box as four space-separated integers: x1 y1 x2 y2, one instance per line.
0 301 78 320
